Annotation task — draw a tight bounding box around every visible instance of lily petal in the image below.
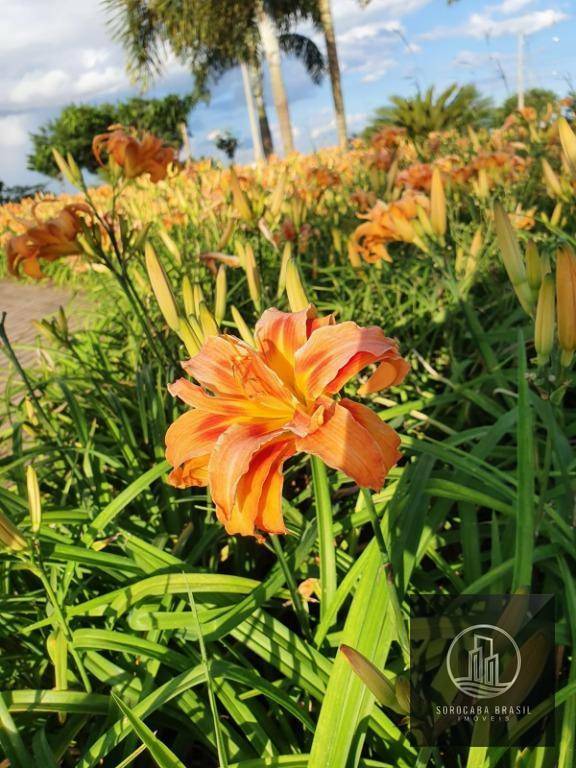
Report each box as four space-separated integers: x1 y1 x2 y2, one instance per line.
340 399 401 472
294 322 400 399
208 424 289 527
220 437 296 537
295 402 389 490
165 410 231 487
183 335 295 411
358 354 410 396
254 306 312 387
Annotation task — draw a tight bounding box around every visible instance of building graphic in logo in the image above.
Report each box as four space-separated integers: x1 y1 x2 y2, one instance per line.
446 624 521 699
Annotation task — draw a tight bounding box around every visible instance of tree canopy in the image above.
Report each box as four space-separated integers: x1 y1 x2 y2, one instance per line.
491 88 558 124
362 84 493 140
28 92 200 178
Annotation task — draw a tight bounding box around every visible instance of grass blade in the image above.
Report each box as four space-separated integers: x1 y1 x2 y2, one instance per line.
112 693 187 768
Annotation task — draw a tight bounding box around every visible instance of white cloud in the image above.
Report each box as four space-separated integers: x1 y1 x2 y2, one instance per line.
338 20 404 45
75 66 125 97
453 49 509 68
8 65 126 106
9 69 70 104
495 0 536 14
421 8 568 40
0 0 187 111
469 9 568 37
347 56 397 82
332 0 431 20
0 114 29 147
80 48 110 69
310 111 368 140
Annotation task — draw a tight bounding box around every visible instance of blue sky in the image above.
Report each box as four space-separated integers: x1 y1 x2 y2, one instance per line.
0 0 573 186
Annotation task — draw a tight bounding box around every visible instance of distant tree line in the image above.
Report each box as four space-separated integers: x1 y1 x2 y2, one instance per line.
27 92 202 178
361 85 566 140
0 180 45 204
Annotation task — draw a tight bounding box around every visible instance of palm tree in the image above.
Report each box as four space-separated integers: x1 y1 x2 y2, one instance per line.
104 0 325 158
249 55 274 157
317 0 347 149
255 0 293 153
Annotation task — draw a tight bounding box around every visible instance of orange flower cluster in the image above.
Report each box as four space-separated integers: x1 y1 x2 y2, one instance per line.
165 306 409 538
371 127 407 151
93 126 176 182
348 193 429 264
396 151 527 193
6 204 88 278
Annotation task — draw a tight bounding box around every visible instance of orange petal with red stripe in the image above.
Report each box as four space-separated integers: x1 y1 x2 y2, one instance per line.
340 399 401 473
208 424 289 526
254 306 312 387
358 354 410 396
218 437 296 537
165 410 231 487
295 402 388 490
294 322 399 399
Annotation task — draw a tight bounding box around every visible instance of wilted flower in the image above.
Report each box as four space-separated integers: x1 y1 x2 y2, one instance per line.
93 125 176 182
166 306 409 538
6 204 88 278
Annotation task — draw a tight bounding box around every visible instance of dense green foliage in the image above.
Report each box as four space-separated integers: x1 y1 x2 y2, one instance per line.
0 180 45 203
363 84 493 139
1 116 575 766
28 94 199 178
492 88 559 124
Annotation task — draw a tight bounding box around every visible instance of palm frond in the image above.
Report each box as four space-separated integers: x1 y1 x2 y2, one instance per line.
278 32 325 85
103 0 163 85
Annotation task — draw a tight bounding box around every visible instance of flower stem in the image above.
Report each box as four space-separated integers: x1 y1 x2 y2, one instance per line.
270 534 312 641
310 456 337 620
361 487 410 665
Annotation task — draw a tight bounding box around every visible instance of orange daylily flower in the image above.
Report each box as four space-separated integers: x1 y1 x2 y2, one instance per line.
165 306 409 538
93 125 176 182
371 127 406 151
349 193 429 264
6 204 88 278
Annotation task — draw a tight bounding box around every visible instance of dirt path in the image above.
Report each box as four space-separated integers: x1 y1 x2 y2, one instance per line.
0 280 75 391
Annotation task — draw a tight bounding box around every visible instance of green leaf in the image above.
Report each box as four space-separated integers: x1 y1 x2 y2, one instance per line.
0 692 36 768
308 546 394 767
111 693 187 768
512 330 535 591
82 460 170 545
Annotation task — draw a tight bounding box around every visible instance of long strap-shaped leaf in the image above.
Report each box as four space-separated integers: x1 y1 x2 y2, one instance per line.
82 460 170 545
308 544 393 767
112 692 187 768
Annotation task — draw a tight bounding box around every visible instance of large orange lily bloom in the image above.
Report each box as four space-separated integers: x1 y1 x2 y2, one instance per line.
166 306 409 538
6 204 88 278
93 126 176 182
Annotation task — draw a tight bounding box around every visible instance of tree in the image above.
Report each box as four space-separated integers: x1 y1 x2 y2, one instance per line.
363 84 493 140
105 0 325 158
0 180 45 203
491 88 558 126
317 0 347 149
212 130 239 161
249 55 274 156
28 93 199 178
255 0 294 153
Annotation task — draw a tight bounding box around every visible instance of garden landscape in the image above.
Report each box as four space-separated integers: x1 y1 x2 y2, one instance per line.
0 1 575 766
